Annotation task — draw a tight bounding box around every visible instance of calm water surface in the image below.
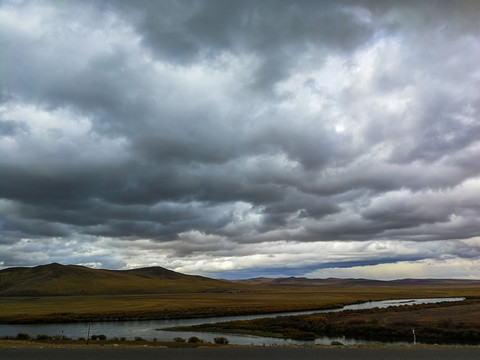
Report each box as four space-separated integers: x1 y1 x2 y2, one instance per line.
0 297 464 346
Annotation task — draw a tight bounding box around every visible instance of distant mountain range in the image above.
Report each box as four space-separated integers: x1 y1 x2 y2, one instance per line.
1 263 479 296
233 276 480 287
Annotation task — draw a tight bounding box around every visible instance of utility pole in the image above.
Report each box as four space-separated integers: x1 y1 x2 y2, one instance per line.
87 323 91 345
412 329 416 345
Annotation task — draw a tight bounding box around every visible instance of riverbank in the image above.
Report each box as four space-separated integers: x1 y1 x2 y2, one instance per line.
1 338 479 349
1 343 480 360
0 338 221 349
168 299 480 345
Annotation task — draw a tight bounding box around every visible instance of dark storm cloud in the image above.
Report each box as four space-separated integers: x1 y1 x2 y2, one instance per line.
114 0 374 64
1 0 480 277
0 120 29 137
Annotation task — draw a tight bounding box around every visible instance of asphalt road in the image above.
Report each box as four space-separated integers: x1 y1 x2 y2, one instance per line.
1 346 479 360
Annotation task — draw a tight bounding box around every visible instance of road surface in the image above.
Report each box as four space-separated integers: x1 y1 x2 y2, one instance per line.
1 346 479 360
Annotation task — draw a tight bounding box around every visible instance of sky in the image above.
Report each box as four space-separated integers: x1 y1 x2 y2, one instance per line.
1 0 480 280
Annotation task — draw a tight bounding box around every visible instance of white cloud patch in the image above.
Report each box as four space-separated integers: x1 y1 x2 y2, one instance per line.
305 257 480 280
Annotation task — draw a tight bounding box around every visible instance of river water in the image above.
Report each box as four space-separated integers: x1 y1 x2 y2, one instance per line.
0 297 464 346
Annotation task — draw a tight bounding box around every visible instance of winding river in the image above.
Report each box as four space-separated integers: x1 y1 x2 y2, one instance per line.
0 297 464 346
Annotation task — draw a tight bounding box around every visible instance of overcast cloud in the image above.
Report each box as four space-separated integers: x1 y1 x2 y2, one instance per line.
1 0 480 279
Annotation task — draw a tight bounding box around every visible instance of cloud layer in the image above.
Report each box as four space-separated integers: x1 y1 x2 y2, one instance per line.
1 0 480 278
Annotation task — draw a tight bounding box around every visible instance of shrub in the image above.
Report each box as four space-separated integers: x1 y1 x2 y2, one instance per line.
173 337 186 342
91 334 107 341
214 336 229 344
54 335 71 341
134 336 145 341
16 333 30 340
188 336 204 343
36 334 50 341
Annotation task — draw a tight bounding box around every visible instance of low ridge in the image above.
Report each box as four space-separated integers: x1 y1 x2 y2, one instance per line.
234 276 480 287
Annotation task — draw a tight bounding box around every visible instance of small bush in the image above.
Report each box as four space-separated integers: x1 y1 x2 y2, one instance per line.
55 335 71 341
91 334 106 341
214 336 229 344
187 336 204 343
36 334 50 341
134 336 145 341
16 333 30 340
174 337 186 342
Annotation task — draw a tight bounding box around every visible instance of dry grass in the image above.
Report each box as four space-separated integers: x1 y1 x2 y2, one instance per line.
1 282 479 324
340 301 480 326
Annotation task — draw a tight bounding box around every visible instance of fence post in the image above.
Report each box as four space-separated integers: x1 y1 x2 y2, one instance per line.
87 323 91 345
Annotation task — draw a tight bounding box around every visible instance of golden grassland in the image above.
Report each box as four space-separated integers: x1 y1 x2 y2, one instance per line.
1 282 480 324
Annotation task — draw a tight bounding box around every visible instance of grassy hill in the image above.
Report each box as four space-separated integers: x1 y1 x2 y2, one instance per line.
0 263 249 296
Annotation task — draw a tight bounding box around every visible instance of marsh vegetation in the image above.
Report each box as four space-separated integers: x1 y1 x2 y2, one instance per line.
169 299 480 344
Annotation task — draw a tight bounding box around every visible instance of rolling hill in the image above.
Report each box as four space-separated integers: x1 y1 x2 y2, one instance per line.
0 263 250 296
